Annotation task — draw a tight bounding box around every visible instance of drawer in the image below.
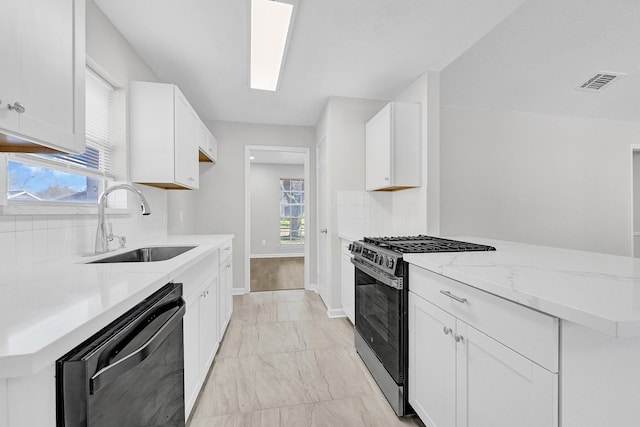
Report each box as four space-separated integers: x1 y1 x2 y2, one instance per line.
178 250 219 297
219 240 233 265
409 265 559 372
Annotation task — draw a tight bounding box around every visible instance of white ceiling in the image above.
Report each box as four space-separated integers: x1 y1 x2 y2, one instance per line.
442 0 640 121
94 0 528 126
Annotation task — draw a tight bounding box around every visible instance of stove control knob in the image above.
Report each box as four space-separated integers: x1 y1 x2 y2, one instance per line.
379 256 386 266
388 258 395 269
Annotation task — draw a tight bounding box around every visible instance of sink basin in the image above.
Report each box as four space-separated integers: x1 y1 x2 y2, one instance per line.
88 246 196 263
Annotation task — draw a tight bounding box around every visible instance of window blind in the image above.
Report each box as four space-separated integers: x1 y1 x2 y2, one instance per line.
46 68 114 174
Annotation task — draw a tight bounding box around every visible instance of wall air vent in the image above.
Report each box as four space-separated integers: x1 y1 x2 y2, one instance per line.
575 72 625 92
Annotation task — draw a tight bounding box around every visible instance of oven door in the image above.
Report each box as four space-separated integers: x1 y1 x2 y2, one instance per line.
352 257 404 384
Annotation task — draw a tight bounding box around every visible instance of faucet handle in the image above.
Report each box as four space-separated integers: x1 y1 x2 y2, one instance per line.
114 235 127 249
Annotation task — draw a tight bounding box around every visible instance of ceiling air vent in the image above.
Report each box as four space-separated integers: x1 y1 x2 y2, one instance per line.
575 72 625 92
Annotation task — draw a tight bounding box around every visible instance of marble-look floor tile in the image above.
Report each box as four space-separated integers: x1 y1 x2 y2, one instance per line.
272 289 308 303
192 357 257 418
189 288 422 427
252 353 310 410
312 347 376 400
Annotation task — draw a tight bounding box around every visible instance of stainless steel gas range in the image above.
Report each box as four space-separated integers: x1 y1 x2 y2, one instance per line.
349 235 496 416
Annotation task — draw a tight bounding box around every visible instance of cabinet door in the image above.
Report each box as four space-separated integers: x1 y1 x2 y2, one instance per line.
183 292 201 417
218 257 233 339
174 90 198 188
365 104 392 191
409 292 457 427
341 252 355 323
1 0 84 153
199 278 219 375
456 323 558 427
0 0 21 133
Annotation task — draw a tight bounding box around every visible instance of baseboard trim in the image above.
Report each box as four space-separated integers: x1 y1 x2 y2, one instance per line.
250 253 304 259
326 308 347 318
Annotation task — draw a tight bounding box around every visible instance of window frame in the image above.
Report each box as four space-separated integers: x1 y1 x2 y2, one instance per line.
1 66 117 212
279 177 305 246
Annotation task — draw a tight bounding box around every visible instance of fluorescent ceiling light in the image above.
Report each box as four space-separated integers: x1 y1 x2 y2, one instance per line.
250 0 294 91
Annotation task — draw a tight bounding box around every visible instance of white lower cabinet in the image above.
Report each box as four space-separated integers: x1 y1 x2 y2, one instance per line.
179 249 222 419
340 239 355 323
218 241 233 339
409 271 558 427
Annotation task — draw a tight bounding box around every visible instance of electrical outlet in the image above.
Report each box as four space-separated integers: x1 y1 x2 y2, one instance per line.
262 240 266 246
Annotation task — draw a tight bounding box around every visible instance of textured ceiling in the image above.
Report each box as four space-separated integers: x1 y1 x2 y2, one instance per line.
95 0 527 126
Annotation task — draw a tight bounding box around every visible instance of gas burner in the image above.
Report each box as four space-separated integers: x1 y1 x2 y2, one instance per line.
363 235 496 254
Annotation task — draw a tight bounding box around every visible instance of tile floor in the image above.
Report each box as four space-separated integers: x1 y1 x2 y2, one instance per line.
188 289 422 427
250 257 304 292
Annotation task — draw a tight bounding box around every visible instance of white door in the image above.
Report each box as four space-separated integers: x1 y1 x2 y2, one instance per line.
19 0 83 152
0 0 21 133
174 90 197 188
409 292 457 427
456 322 558 427
199 278 219 372
316 137 329 303
365 104 392 190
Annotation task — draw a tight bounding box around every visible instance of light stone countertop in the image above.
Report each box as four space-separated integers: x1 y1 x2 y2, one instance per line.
404 237 640 339
0 234 233 379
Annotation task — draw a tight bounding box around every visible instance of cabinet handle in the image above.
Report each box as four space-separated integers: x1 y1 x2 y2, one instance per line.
440 290 468 304
226 263 231 269
454 334 464 343
443 327 452 336
7 102 25 114
320 228 328 234
384 177 390 181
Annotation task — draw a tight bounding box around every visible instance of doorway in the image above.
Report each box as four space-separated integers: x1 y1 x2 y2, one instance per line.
244 146 310 293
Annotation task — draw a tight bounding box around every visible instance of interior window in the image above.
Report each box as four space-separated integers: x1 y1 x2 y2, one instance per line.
279 178 304 245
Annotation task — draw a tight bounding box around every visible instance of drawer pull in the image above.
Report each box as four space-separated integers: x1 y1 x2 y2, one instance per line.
443 327 452 336
454 334 464 343
440 290 468 304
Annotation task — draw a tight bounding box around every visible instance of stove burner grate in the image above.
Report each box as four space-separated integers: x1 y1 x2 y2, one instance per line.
363 235 496 254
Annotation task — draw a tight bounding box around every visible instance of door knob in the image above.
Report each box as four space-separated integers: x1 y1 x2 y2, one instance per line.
320 228 328 234
7 102 25 114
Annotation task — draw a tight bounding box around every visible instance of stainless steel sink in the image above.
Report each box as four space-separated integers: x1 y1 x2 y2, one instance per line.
88 246 196 263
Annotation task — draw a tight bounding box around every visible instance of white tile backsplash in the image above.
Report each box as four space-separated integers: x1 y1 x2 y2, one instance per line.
337 189 427 238
0 188 168 271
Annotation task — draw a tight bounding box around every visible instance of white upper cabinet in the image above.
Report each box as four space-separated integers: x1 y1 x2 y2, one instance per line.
130 81 199 190
365 102 421 191
198 121 218 163
0 0 85 154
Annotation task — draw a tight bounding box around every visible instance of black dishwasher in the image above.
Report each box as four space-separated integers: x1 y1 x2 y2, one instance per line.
56 282 186 427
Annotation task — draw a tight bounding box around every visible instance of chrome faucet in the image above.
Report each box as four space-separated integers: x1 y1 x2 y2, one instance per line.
95 183 151 254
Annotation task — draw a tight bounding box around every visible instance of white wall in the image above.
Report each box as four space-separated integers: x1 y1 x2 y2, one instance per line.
440 106 640 256
392 71 440 236
318 97 388 312
189 121 316 292
250 163 305 256
0 0 168 272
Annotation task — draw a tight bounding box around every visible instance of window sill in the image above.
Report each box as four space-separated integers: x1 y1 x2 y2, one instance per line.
0 203 131 216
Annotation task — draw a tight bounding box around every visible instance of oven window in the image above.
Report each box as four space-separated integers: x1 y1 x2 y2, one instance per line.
354 267 403 383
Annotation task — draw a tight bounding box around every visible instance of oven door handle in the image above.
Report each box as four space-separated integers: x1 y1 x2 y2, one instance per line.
351 258 402 290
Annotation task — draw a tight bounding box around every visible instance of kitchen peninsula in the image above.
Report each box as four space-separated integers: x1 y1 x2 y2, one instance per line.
405 237 640 427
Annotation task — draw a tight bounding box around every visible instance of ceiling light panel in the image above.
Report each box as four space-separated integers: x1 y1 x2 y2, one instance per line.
250 0 294 91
